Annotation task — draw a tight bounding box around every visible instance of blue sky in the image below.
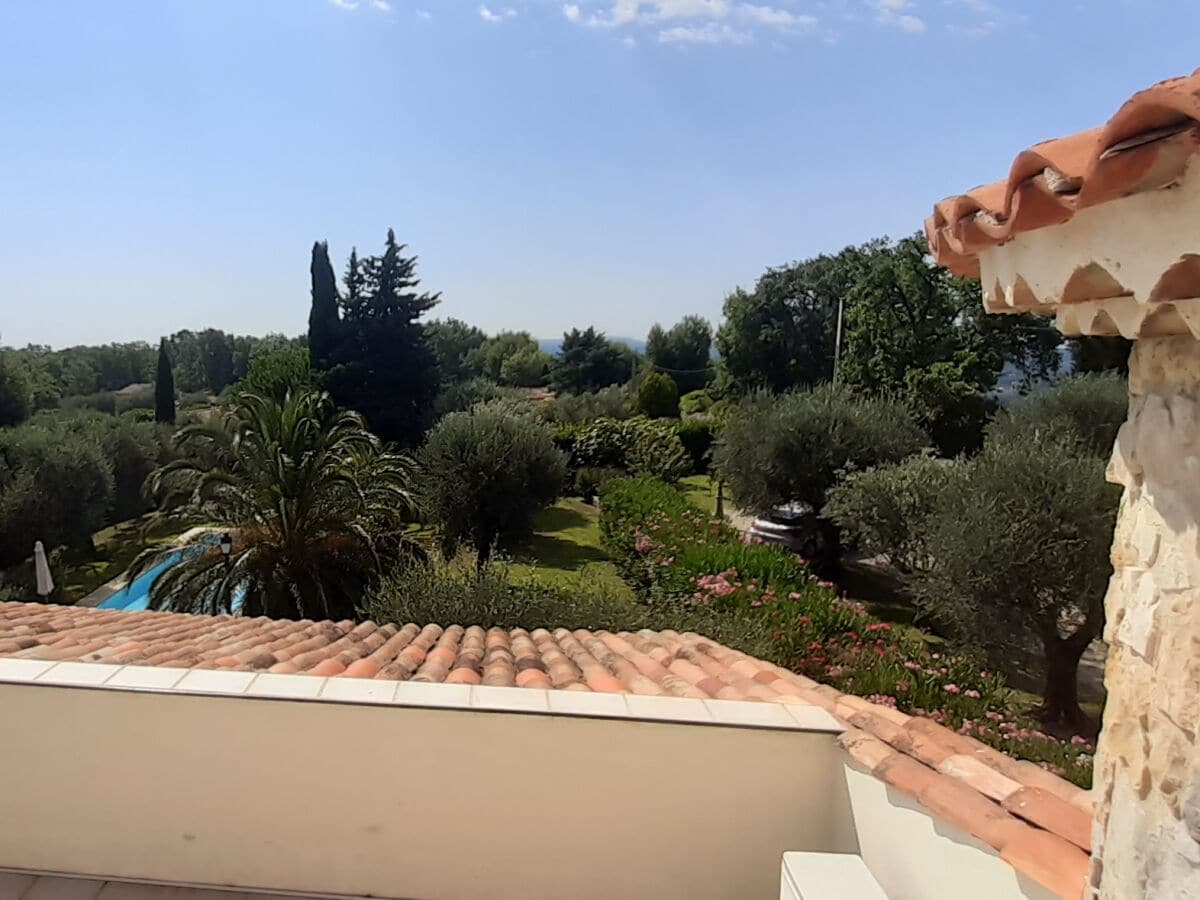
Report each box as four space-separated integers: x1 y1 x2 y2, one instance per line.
1 1 1195 348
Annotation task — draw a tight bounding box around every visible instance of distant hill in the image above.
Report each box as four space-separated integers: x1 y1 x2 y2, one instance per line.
538 336 646 357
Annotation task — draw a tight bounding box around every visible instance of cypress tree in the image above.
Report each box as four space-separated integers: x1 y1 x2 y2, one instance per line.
307 241 341 369
154 338 175 424
324 229 441 445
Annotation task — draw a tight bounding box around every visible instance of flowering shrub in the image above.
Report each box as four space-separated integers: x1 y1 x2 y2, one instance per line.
598 476 1095 787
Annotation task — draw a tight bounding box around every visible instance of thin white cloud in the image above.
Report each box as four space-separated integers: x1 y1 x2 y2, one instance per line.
559 0 839 46
621 34 637 46
943 0 1012 37
590 0 732 27
479 4 517 22
415 8 432 19
328 0 360 9
658 22 751 43
737 5 817 27
371 0 391 10
870 0 926 32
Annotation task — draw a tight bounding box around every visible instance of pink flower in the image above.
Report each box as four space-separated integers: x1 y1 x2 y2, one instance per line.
943 684 961 695
903 661 921 671
964 689 981 699
1070 735 1091 747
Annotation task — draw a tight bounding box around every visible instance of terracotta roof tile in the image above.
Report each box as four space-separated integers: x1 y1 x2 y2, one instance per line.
926 68 1200 276
0 600 1092 897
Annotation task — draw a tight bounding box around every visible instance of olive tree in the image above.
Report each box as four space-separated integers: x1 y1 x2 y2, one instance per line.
911 434 1117 728
418 407 567 567
714 386 929 515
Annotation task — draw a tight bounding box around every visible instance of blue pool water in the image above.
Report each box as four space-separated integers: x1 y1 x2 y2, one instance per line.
98 552 183 611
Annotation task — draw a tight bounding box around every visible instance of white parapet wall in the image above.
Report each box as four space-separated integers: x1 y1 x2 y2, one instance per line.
842 763 1060 900
0 672 854 900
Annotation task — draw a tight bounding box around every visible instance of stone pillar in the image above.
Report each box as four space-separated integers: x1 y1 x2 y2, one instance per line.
1091 336 1200 898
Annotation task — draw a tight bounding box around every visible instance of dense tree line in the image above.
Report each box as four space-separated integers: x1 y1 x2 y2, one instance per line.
1 331 303 424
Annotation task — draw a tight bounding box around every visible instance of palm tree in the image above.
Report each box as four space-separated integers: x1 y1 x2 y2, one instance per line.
129 389 424 620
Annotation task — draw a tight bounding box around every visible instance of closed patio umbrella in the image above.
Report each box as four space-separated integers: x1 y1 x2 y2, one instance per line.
33 541 54 600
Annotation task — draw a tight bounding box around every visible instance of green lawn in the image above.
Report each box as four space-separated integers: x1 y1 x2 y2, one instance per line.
503 499 635 601
56 517 186 603
679 474 718 515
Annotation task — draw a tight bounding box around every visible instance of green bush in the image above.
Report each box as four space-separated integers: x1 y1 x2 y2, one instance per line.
713 386 929 515
626 419 691 483
676 419 718 474
574 466 625 504
987 372 1127 458
114 385 157 415
636 371 680 419
362 560 779 662
571 417 691 483
539 386 632 424
0 423 114 567
418 406 567 566
234 345 312 404
679 389 714 417
60 391 118 415
825 453 957 573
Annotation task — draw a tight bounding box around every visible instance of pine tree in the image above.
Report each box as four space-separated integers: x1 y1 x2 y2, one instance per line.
307 241 341 369
343 248 364 314
324 230 441 445
154 338 175 424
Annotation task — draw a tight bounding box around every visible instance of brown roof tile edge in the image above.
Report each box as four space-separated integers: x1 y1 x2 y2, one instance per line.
926 68 1200 276
841 726 1090 899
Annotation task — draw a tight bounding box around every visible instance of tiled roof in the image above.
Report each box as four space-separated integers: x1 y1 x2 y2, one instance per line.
926 68 1200 277
0 600 1092 898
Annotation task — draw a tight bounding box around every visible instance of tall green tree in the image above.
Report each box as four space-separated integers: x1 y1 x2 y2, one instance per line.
838 234 1060 394
133 389 424 619
307 241 341 369
426 318 488 384
197 329 235 393
646 316 712 394
551 327 633 394
154 339 175 424
466 331 538 382
0 351 32 427
320 230 441 445
500 345 553 387
716 248 864 393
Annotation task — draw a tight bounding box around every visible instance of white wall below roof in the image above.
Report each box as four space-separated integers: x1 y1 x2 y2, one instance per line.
843 762 1059 900
979 156 1200 338
0 681 856 900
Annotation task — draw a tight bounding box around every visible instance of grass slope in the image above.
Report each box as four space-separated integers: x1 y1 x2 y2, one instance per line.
504 499 634 601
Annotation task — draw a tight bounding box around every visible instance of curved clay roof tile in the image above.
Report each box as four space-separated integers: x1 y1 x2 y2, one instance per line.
927 68 1200 275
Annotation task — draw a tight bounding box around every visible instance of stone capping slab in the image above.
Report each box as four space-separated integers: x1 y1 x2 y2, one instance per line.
0 659 845 735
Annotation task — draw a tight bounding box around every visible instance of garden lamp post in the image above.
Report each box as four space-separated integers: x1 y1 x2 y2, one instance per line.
218 532 233 568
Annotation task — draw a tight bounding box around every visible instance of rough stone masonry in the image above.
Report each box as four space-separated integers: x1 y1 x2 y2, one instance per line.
1091 336 1200 898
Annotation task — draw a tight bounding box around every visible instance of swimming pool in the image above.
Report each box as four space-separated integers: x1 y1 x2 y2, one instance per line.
98 546 248 613
98 552 183 611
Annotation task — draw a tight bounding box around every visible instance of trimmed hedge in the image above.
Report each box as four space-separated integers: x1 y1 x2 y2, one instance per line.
676 419 718 474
